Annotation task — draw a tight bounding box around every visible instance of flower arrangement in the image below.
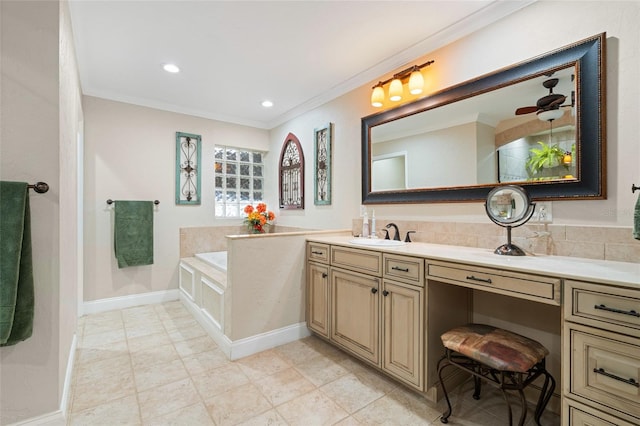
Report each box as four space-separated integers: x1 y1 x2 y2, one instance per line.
243 203 275 234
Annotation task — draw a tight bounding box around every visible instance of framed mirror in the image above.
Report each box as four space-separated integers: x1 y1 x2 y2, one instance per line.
361 33 606 204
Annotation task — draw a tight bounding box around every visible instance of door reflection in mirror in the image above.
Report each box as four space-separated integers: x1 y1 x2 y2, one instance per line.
371 152 406 191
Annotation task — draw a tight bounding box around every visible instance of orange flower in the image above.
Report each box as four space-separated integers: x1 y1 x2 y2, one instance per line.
243 203 275 234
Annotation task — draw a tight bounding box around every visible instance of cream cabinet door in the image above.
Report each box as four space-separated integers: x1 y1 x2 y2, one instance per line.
382 280 424 390
307 262 330 338
330 268 380 366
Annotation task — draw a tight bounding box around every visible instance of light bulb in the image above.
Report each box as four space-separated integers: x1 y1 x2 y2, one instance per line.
389 78 403 102
537 109 564 122
371 86 384 107
408 70 424 95
163 63 180 73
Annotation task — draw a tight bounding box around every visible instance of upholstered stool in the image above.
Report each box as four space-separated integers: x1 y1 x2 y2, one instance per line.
437 324 555 425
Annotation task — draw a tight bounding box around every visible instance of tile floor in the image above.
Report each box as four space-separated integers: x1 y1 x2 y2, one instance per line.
67 301 560 425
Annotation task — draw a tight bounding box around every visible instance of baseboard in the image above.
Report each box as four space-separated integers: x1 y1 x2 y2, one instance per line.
82 289 180 315
179 292 310 361
7 410 65 426
228 322 310 360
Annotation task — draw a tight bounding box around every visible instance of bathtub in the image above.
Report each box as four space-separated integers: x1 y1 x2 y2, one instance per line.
195 251 227 273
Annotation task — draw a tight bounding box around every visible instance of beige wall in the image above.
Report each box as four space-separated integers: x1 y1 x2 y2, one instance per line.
271 1 640 230
82 97 270 302
0 0 81 423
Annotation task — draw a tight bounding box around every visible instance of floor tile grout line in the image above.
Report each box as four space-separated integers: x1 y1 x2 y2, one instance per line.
123 312 149 426
123 306 205 425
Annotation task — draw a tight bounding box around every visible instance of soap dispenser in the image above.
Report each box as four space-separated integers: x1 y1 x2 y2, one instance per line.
362 210 370 238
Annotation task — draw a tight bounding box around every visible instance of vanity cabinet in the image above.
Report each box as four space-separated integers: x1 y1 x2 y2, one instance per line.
305 236 640 422
563 280 640 425
382 278 424 389
306 242 331 338
307 243 425 390
330 268 381 365
307 262 330 338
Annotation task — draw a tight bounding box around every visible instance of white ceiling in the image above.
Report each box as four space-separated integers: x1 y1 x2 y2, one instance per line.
68 1 534 130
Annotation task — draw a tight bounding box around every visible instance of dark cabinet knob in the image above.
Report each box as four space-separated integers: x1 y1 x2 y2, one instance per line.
383 290 389 296
322 273 327 278
371 288 378 294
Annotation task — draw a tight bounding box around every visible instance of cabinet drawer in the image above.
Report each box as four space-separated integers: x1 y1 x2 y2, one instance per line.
307 242 330 264
567 324 640 420
383 254 424 286
565 280 640 334
564 399 637 426
331 246 382 276
427 261 561 305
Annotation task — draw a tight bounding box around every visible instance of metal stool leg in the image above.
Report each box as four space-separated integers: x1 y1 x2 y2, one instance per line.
472 375 482 400
516 385 527 426
500 386 514 426
437 354 454 424
534 369 556 425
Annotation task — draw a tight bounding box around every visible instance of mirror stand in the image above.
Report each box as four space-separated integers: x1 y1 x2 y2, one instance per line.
485 185 535 256
493 224 531 256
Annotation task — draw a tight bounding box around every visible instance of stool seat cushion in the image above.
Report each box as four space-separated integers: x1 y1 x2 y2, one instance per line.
441 324 549 372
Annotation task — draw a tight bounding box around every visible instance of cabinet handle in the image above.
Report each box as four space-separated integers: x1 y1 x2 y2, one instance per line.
383 290 389 296
311 250 324 255
594 304 640 318
322 273 327 278
593 368 640 388
371 288 378 294
391 266 409 273
466 275 492 284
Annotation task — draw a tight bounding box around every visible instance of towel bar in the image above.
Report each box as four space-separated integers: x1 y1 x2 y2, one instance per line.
633 184 639 193
28 182 49 194
107 199 160 205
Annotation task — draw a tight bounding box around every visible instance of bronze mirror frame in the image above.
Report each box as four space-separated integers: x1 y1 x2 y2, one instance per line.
361 33 606 204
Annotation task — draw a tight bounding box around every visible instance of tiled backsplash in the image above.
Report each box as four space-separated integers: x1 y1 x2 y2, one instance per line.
353 219 639 263
180 225 306 258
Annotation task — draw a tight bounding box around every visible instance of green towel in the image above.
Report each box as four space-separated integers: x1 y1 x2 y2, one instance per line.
634 193 640 240
114 200 154 268
0 181 34 346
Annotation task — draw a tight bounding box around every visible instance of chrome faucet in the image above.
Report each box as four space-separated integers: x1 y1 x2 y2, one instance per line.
385 223 401 241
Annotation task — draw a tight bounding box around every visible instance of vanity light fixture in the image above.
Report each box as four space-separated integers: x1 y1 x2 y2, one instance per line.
370 60 434 107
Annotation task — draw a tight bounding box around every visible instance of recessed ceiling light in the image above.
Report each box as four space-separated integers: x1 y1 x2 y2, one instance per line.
163 63 180 73
261 100 274 108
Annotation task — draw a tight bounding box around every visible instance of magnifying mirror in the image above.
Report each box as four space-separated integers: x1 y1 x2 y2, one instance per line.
485 185 535 256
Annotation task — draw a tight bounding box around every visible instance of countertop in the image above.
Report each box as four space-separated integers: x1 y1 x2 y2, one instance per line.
306 235 640 289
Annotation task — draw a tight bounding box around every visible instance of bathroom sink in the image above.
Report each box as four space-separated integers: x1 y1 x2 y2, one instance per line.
349 238 406 247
